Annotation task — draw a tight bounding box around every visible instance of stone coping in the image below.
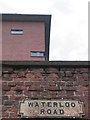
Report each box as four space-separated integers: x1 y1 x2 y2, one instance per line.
2 61 89 67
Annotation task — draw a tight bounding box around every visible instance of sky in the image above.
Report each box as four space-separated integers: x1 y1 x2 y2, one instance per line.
0 0 89 61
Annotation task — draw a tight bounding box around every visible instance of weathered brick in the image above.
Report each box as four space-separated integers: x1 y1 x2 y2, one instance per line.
12 86 26 91
2 112 9 118
48 77 59 81
31 91 40 97
57 91 66 96
70 96 80 100
32 82 42 86
10 96 15 100
2 96 8 100
66 82 73 87
73 81 78 86
48 86 60 91
83 77 88 81
7 91 14 95
62 77 71 81
14 77 23 81
2 85 10 91
28 85 43 91
8 107 18 112
79 68 88 72
2 91 7 96
49 82 56 86
4 100 14 106
82 73 88 77
2 106 8 112
2 64 89 118
75 91 83 96
30 77 44 81
80 81 89 86
48 73 58 78
34 72 43 78
10 73 17 78
78 76 85 81
77 73 82 77
2 77 12 81
79 96 88 101
65 71 72 77
2 82 7 86
84 91 88 97
26 73 33 78
17 71 26 77
49 91 57 98
3 74 10 78
16 81 24 86
57 81 65 86
25 82 32 86
9 112 18 118
60 72 65 77
8 82 16 87
15 90 23 95
40 92 48 98
78 85 89 91
10 96 24 101
24 91 31 96
61 86 77 91
75 68 81 72
40 81 47 86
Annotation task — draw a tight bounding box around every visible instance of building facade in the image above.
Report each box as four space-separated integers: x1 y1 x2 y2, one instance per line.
2 14 51 61
1 14 89 120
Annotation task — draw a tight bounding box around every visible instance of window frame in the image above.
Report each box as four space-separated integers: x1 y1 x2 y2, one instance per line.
11 29 23 35
30 51 45 57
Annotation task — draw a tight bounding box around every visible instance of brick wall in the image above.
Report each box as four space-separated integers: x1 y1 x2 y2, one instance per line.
2 21 45 61
2 61 89 119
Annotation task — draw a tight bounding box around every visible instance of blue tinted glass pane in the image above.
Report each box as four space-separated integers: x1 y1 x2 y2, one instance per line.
30 52 37 56
30 52 44 57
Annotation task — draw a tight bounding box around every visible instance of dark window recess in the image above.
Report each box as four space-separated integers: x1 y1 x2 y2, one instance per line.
11 29 23 35
30 51 45 57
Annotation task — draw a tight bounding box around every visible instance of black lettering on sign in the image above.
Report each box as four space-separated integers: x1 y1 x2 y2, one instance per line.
53 109 57 114
47 109 51 114
71 102 75 107
65 102 69 107
59 102 64 107
53 102 57 107
60 109 64 114
35 102 39 107
47 102 52 107
28 102 33 107
40 109 45 114
41 102 45 107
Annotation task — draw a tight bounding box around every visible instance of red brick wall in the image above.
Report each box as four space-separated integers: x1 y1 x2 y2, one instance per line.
2 62 89 119
2 21 45 61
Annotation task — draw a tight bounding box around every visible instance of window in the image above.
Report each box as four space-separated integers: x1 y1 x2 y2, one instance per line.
30 51 45 57
11 29 23 35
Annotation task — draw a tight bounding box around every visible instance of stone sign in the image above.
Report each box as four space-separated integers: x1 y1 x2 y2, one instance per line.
19 98 84 118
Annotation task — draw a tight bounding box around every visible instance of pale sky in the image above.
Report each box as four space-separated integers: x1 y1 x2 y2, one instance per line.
0 0 89 61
